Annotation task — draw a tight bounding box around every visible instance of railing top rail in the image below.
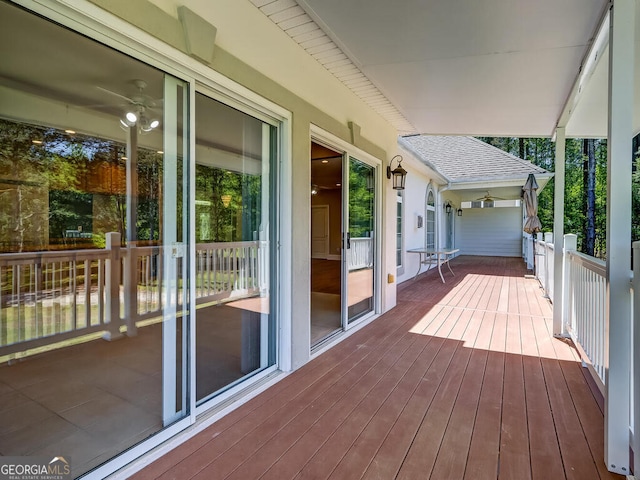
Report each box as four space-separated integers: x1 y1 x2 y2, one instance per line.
0 248 111 266
196 241 260 250
567 250 606 277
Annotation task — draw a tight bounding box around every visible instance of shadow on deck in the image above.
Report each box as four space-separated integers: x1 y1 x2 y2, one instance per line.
130 256 622 480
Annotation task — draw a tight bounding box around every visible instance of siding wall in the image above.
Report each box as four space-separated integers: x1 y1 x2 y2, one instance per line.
459 207 522 257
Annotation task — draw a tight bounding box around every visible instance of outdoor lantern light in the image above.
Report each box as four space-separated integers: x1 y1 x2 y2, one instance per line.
445 202 452 214
387 155 407 190
457 208 463 217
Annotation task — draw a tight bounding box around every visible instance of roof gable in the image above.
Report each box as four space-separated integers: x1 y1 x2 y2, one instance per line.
399 135 550 184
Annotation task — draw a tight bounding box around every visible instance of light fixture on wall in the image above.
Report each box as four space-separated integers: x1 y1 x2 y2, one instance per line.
386 155 407 190
457 208 463 217
444 201 452 214
311 184 319 196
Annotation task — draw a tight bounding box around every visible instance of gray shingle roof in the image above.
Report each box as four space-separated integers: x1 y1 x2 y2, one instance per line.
399 135 549 183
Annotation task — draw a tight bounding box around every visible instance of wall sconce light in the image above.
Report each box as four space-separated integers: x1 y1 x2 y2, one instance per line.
457 208 463 217
444 201 452 214
386 155 407 190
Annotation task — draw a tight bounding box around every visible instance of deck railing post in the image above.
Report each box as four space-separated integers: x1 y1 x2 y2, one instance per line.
633 241 640 475
544 232 553 298
563 234 577 337
122 245 138 337
104 232 123 341
535 232 543 284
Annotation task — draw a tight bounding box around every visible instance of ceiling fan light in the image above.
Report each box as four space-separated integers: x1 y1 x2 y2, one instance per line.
125 111 137 123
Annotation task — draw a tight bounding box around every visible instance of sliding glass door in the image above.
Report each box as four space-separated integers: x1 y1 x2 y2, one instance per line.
194 92 277 405
343 157 377 326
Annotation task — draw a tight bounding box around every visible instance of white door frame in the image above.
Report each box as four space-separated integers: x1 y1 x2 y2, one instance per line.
310 125 382 331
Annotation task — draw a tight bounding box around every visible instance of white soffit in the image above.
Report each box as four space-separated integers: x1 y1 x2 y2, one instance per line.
248 0 417 134
252 0 610 137
565 6 640 138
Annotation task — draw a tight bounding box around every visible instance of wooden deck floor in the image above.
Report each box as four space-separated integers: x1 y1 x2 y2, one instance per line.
131 256 623 480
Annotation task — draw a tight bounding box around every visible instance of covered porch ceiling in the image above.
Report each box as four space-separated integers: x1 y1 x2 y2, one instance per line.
256 0 639 138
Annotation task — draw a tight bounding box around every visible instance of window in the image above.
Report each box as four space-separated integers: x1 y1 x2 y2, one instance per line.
426 187 436 250
396 190 404 272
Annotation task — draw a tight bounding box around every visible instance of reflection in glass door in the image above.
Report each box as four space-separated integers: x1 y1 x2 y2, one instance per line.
344 157 376 325
194 92 276 405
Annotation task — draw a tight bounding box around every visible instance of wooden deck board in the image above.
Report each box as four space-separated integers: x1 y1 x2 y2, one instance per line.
132 256 624 480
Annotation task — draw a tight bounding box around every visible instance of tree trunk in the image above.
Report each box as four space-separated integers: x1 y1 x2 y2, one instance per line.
519 137 525 159
583 139 596 256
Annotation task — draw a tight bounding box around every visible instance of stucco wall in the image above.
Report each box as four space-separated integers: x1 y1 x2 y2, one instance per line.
88 0 400 369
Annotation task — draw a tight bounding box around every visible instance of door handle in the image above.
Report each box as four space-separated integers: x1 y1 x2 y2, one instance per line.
346 232 351 249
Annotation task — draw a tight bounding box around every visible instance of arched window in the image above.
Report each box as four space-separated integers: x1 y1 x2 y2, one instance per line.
425 187 436 250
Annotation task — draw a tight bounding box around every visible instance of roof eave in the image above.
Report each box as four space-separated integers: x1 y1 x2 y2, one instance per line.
446 172 554 191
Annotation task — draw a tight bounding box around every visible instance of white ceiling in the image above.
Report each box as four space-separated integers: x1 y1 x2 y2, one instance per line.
257 0 635 137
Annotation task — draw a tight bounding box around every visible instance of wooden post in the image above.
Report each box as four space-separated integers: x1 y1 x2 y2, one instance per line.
544 232 553 299
563 234 578 337
632 241 640 477
553 127 566 336
605 0 634 473
104 232 123 341
122 246 137 337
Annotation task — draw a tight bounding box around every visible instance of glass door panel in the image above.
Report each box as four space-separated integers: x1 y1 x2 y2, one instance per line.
194 92 276 405
162 74 189 426
344 157 375 325
0 3 191 473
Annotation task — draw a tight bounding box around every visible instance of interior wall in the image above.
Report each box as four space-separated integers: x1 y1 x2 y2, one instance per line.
311 189 342 257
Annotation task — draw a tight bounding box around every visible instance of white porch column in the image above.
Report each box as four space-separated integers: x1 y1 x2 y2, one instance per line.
604 0 634 474
552 127 565 336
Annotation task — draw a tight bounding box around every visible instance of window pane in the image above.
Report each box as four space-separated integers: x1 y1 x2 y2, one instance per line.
426 190 435 249
396 192 403 267
194 92 276 403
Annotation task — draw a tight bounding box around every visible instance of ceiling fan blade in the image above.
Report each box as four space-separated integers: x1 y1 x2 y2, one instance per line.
96 85 134 104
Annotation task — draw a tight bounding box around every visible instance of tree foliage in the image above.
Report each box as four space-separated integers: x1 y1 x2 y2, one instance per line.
478 136 610 257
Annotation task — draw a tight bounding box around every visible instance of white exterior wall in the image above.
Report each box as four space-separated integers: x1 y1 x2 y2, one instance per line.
459 207 523 257
395 149 453 284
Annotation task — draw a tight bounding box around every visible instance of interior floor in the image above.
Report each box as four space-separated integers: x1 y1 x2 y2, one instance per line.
0 299 267 477
310 259 342 345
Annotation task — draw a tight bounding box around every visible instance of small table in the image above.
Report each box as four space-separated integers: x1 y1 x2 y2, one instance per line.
407 248 460 283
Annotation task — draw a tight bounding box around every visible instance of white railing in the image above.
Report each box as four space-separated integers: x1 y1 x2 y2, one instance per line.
0 233 122 356
348 237 373 271
523 233 534 270
564 237 607 386
194 241 262 304
0 234 264 357
533 232 555 300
